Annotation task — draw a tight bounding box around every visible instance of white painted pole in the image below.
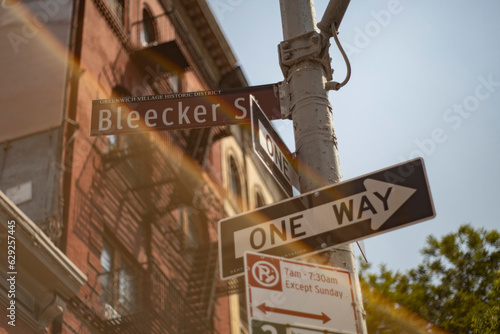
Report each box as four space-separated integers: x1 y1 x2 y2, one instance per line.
279 0 367 332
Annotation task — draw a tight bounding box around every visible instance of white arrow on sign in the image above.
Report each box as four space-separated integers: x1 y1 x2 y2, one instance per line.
334 178 417 230
234 179 416 258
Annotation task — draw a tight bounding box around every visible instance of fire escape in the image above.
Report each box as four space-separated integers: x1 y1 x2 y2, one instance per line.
67 4 237 332
65 121 223 332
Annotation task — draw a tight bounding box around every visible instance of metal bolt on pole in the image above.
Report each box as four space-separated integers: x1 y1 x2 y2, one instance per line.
278 0 367 332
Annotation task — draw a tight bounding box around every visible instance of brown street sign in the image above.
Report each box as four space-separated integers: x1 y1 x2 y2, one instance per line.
90 84 281 136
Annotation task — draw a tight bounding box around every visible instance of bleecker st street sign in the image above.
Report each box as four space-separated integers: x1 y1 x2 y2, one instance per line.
90 84 281 135
219 158 435 279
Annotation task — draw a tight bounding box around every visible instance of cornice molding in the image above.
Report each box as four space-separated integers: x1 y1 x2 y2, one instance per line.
92 0 134 53
0 192 87 298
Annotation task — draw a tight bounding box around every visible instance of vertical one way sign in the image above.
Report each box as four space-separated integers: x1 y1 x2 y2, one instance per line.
219 158 435 279
251 96 299 197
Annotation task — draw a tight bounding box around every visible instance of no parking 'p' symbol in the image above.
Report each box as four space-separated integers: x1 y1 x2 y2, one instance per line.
252 261 280 287
247 253 283 291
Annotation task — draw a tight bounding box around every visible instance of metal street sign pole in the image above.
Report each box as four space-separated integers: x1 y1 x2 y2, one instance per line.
278 0 367 332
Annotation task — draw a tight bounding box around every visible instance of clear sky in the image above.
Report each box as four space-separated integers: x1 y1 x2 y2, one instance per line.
207 0 500 272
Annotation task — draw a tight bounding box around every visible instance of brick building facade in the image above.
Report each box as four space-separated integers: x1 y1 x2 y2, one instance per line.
0 0 285 333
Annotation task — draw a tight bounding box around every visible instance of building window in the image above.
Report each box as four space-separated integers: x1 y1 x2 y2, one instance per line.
107 0 125 24
106 134 129 154
255 190 265 208
229 156 242 209
140 8 157 47
176 206 208 251
167 72 181 93
239 292 249 330
100 238 139 318
107 86 131 154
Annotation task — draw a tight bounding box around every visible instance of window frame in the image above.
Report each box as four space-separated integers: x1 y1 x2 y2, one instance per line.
229 155 243 210
140 6 158 47
106 0 126 25
106 86 131 154
254 187 266 209
100 237 139 317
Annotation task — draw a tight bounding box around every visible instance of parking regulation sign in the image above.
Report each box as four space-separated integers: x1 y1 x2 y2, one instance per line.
245 252 358 334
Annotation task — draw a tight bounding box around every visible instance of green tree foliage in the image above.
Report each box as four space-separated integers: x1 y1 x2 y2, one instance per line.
359 224 500 333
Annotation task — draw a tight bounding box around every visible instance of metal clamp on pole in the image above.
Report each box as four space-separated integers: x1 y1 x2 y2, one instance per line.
279 31 333 83
278 31 322 68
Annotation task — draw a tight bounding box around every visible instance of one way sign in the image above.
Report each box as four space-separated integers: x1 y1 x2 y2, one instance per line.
218 158 435 279
251 96 299 197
